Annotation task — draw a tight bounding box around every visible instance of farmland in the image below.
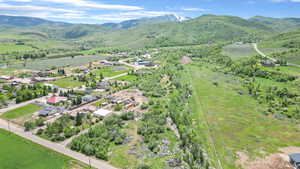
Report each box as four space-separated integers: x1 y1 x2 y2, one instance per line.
1 104 42 120
0 129 87 169
0 43 35 54
4 55 106 70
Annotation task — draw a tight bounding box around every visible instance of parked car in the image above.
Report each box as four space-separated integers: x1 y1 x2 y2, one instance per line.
289 153 300 169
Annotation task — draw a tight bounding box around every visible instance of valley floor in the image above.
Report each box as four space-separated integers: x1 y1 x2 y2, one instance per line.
185 63 300 169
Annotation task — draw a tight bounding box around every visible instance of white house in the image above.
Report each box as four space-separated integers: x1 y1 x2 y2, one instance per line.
93 109 113 118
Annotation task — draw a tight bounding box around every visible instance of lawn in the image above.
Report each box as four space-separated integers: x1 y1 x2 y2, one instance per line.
222 43 256 60
93 67 130 77
1 104 42 120
0 129 87 169
49 77 84 88
115 74 138 81
185 64 300 169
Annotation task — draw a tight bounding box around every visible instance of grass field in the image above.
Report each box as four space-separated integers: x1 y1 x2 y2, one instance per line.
0 43 35 54
185 64 300 169
1 104 42 120
0 129 87 169
222 43 256 60
93 67 130 77
49 77 84 88
115 74 138 81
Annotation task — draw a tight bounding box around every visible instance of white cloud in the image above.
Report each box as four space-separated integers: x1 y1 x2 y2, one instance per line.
39 0 143 10
181 7 208 11
0 3 82 13
271 0 300 2
6 0 32 2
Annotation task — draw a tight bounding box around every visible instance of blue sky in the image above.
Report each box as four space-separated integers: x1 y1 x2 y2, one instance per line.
0 0 299 24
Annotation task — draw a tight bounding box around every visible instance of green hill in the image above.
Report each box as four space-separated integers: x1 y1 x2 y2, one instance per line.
250 16 300 33
96 15 274 48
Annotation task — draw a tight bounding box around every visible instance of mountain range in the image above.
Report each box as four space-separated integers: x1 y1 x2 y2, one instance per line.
1 14 300 48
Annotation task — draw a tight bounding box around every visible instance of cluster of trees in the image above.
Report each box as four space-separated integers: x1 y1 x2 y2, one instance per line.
19 52 47 60
243 78 299 119
136 51 211 168
37 113 91 142
13 84 53 103
197 45 300 121
70 114 128 160
24 118 45 131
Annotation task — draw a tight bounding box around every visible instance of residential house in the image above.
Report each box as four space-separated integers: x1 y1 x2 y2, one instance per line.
47 96 67 105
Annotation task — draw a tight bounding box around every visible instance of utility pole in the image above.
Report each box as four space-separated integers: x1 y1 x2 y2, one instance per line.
7 120 10 132
89 157 91 168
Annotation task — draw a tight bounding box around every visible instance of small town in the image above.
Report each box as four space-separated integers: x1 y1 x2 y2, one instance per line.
0 52 158 169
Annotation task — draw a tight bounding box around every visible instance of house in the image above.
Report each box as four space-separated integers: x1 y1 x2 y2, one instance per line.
82 95 97 103
97 82 110 89
0 75 13 80
47 96 67 105
137 61 153 67
38 106 64 116
93 109 113 118
289 153 300 169
37 71 53 77
261 60 276 67
10 78 32 84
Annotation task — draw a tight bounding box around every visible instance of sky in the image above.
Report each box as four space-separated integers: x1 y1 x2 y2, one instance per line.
0 0 299 24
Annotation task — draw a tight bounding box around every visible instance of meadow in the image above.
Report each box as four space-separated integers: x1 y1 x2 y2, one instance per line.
0 129 87 169
222 43 256 60
185 64 300 169
1 104 42 120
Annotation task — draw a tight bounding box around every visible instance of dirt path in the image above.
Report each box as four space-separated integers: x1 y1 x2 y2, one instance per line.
236 146 299 169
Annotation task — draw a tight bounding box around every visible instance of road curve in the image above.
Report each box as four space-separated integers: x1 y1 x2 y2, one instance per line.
253 43 277 62
253 43 300 68
0 118 117 169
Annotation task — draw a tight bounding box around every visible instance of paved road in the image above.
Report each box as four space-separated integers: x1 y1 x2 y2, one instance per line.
0 96 47 114
0 118 117 169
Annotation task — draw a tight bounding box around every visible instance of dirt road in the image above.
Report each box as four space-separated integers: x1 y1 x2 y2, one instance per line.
0 118 117 169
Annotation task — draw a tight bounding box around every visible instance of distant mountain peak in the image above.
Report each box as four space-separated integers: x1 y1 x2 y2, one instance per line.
171 14 189 22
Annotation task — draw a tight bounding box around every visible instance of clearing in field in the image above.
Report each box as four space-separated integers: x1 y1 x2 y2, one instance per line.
185 64 300 169
49 77 84 88
222 43 256 60
1 104 42 120
0 129 87 169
